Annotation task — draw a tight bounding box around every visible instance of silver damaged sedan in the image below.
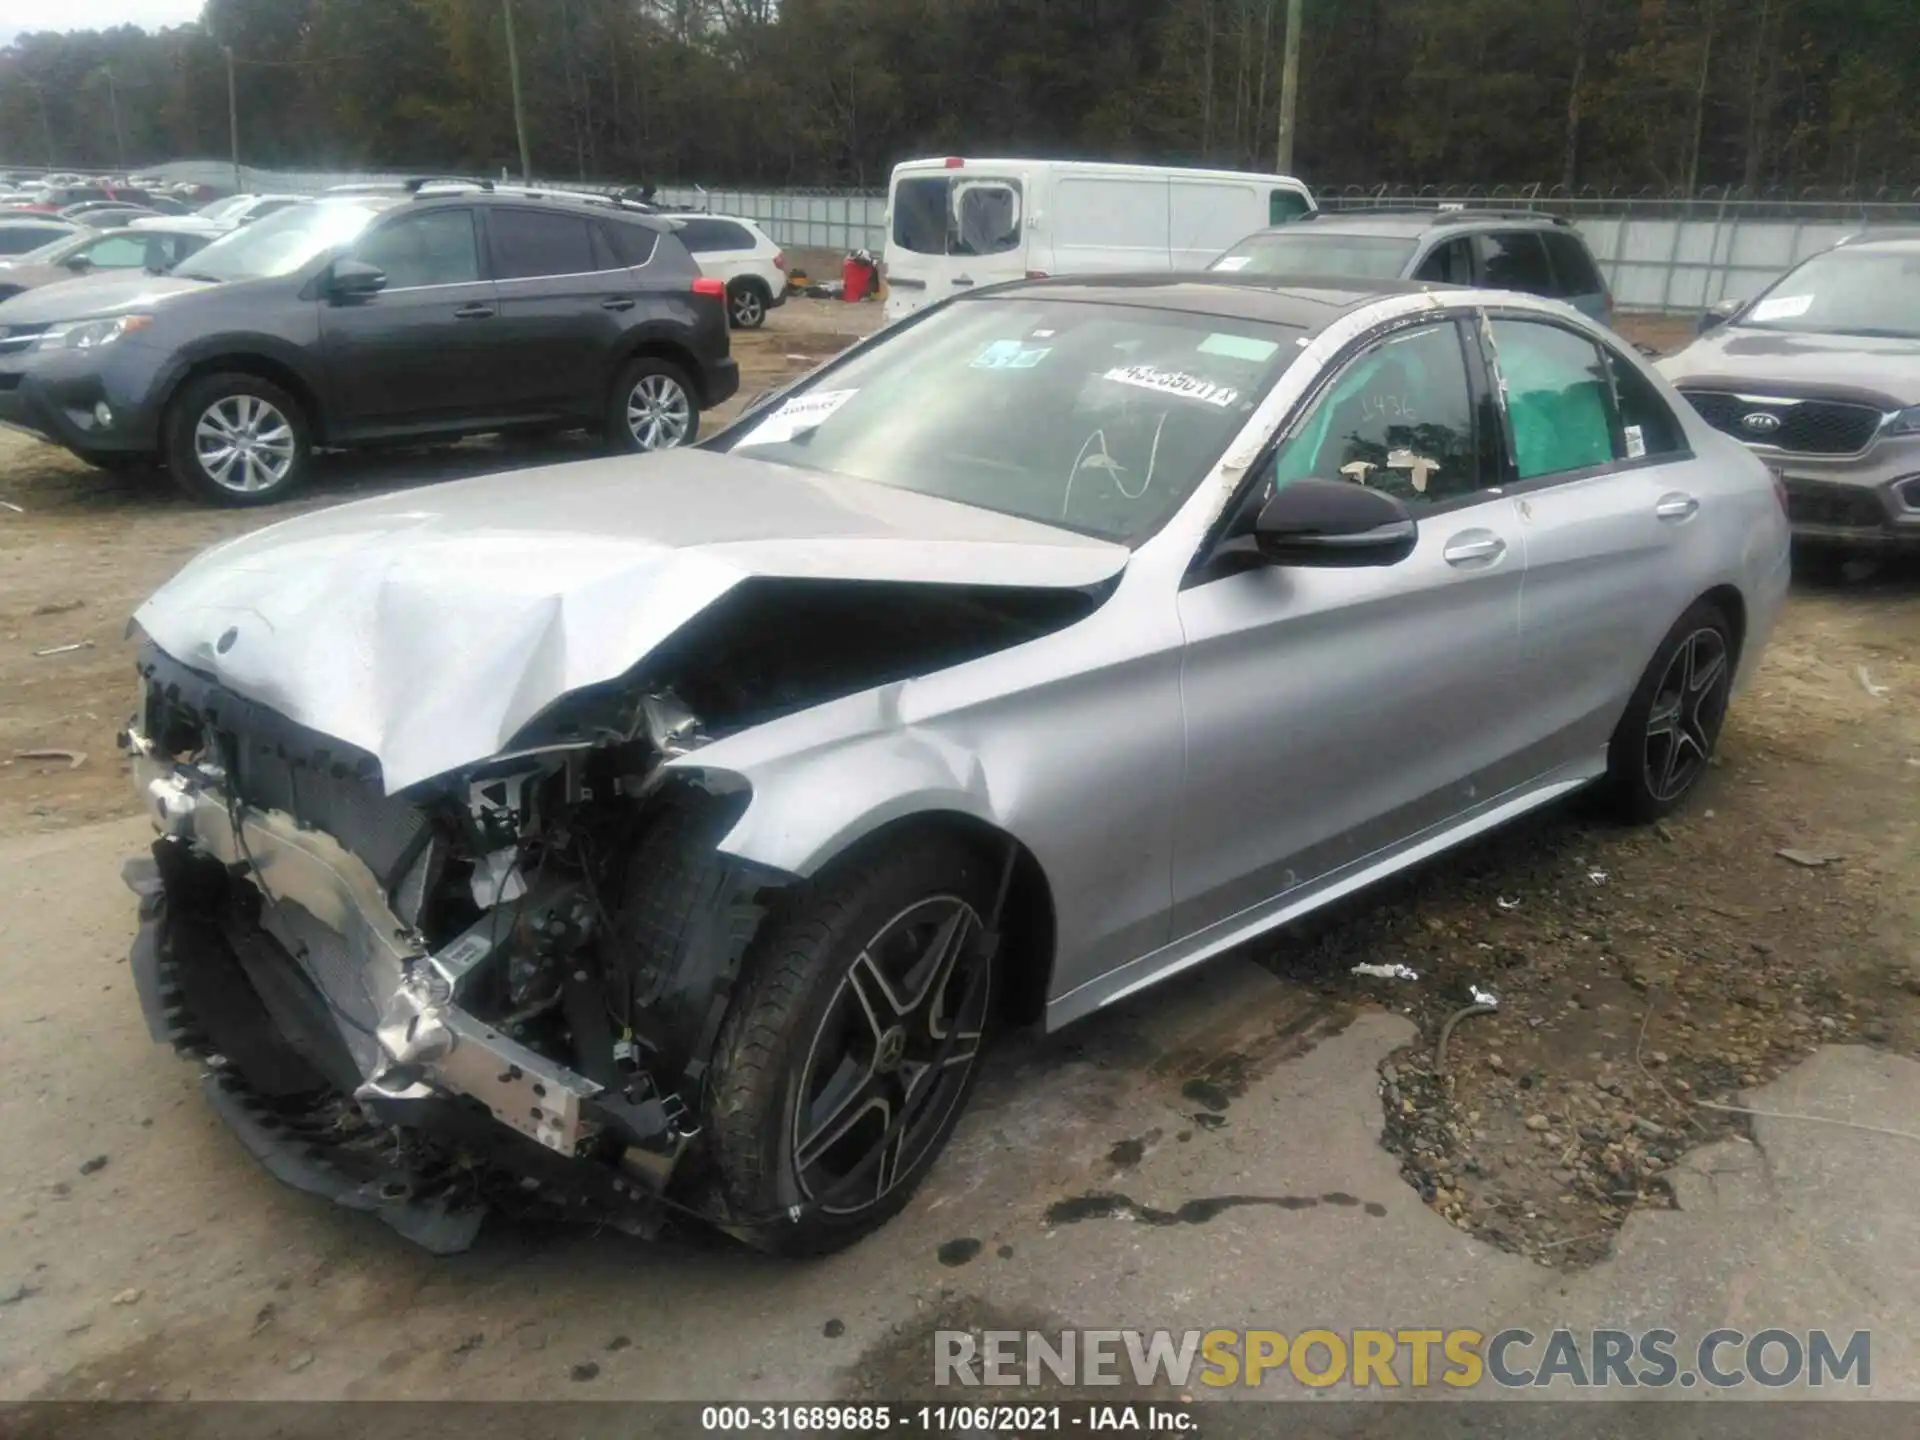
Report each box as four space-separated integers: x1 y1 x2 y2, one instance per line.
122 276 1790 1255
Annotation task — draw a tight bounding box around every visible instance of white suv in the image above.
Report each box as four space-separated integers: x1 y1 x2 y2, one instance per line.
664 214 787 328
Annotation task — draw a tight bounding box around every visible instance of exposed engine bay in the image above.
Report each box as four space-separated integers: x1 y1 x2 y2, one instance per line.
121 577 1099 1252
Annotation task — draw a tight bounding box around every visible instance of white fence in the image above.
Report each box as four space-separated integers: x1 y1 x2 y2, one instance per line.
139 161 1915 314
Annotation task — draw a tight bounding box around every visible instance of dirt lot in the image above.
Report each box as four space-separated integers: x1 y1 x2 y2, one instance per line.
1 302 1915 1287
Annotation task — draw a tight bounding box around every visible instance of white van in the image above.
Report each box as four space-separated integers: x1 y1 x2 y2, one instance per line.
881 157 1316 322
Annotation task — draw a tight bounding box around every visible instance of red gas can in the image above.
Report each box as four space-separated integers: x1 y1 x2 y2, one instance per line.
842 254 875 302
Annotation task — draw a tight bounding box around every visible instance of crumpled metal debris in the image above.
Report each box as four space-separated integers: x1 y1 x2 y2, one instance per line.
1856 665 1890 699
33 641 93 657
1352 962 1419 981
1470 985 1500 1008
1776 847 1839 868
1496 896 1522 911
1587 869 1609 884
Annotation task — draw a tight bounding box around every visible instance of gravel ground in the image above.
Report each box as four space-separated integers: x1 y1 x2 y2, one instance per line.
1 302 1913 1277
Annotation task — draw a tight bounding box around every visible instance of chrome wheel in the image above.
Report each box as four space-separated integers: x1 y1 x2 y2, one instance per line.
792 896 991 1214
731 286 765 327
1643 627 1730 803
625 373 692 450
193 394 296 494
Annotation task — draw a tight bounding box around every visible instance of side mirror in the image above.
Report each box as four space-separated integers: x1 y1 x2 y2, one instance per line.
1250 476 1418 568
62 256 93 272
329 259 388 300
1698 297 1743 335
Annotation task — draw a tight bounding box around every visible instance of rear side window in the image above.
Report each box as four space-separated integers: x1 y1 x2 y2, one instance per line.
673 218 754 253
488 208 597 279
1542 231 1605 295
1474 231 1557 296
605 221 658 268
1269 188 1313 224
1606 349 1688 459
1487 319 1617 479
0 227 65 255
1413 238 1474 285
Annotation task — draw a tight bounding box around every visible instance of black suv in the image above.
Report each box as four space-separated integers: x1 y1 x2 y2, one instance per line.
0 183 737 505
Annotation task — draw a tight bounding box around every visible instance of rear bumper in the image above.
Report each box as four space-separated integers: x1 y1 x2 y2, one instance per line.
701 354 740 408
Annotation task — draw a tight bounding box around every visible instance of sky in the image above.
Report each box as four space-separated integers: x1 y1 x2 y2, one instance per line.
2 1 204 47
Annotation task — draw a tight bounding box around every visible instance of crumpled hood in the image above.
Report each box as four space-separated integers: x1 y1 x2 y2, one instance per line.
1659 326 1920 408
134 448 1129 791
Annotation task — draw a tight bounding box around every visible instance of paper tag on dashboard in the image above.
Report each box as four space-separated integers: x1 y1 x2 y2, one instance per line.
1624 424 1646 459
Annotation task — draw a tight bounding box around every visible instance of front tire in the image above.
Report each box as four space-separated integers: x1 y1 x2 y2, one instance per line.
703 835 998 1256
606 357 699 453
164 373 311 506
1600 600 1735 823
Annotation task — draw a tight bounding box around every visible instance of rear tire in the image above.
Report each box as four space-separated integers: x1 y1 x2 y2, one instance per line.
1600 600 1735 824
702 834 998 1256
605 356 700 453
728 280 769 330
164 372 312 507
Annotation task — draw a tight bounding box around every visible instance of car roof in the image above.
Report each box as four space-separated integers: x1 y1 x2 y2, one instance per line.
977 273 1456 333
1832 234 1920 254
1242 208 1575 240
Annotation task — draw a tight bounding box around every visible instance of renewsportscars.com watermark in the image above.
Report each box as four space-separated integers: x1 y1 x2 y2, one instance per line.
935 1328 1872 1391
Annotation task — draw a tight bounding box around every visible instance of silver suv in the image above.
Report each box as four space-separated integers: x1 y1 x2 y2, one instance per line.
1212 208 1614 324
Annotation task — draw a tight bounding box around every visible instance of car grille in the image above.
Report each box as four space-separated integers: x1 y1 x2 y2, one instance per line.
228 737 433 890
1781 478 1888 531
0 324 49 356
1680 390 1884 457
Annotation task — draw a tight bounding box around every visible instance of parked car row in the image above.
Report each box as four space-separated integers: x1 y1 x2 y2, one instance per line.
0 181 738 503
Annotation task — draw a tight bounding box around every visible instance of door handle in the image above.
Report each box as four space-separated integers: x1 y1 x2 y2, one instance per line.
452 303 495 320
951 275 974 286
1654 492 1700 522
1443 531 1507 566
600 297 636 311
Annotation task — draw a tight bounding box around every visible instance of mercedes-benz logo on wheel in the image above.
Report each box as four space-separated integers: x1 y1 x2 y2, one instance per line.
1742 411 1783 434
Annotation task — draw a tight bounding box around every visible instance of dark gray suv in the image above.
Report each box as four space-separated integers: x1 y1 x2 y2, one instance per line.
1211 209 1614 324
0 184 738 505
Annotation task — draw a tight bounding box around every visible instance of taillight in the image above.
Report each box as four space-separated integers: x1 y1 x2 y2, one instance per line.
691 276 726 300
1025 270 1049 280
773 252 788 271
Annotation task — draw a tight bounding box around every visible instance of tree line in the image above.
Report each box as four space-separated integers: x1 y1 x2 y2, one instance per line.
2 0 1916 195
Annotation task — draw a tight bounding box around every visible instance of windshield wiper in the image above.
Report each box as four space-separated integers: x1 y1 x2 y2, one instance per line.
173 270 220 283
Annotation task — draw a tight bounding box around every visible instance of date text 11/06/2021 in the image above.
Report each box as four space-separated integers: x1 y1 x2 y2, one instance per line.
699 1404 1196 1432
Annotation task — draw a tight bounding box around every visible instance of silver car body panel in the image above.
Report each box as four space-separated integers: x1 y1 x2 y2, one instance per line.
134 287 1789 1034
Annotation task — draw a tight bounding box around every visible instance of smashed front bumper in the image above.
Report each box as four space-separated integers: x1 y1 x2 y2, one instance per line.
122 731 691 1252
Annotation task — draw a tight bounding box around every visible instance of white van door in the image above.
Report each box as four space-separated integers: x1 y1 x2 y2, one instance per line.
882 168 1027 322
1169 179 1270 268
1045 173 1173 276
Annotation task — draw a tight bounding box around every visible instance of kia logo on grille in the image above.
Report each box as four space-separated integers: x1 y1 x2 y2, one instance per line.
1742 411 1783 434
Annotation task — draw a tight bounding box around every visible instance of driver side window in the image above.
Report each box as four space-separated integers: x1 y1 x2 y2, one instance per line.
351 209 480 290
1271 322 1485 506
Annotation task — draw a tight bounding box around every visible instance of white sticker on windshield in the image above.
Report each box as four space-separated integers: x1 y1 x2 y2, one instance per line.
734 388 857 447
1102 364 1241 408
1624 424 1647 459
1213 255 1253 272
1748 293 1812 322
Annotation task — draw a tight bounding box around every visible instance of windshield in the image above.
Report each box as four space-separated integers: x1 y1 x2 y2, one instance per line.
177 200 379 282
1212 232 1418 281
709 297 1301 545
1736 249 1920 337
